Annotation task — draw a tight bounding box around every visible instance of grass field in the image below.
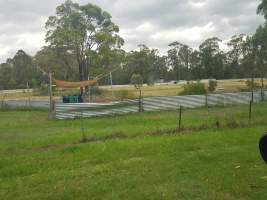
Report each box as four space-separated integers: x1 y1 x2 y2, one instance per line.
0 103 267 199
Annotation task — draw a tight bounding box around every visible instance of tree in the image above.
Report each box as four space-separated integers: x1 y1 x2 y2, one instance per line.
45 0 124 94
90 48 126 85
190 50 202 79
0 50 39 89
126 45 165 84
208 80 218 93
35 46 78 81
241 36 258 102
168 42 193 81
252 24 267 100
199 37 224 79
0 63 14 89
257 0 267 20
226 34 246 78
12 50 39 88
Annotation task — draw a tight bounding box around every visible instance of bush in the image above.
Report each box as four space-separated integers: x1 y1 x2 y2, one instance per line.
246 80 260 89
208 80 217 92
179 83 207 95
37 84 49 95
36 84 57 96
114 90 135 100
131 73 143 89
89 86 102 95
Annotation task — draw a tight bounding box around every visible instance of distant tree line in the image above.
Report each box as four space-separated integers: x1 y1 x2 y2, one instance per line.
0 0 267 90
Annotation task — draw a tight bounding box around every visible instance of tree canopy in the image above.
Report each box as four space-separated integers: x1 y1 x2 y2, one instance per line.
45 0 124 93
257 0 267 19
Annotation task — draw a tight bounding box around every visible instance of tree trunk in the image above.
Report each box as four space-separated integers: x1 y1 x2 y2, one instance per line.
79 62 84 95
251 73 254 103
84 58 89 93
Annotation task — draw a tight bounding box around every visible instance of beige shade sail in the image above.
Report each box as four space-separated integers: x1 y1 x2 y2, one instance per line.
54 79 98 89
53 66 122 89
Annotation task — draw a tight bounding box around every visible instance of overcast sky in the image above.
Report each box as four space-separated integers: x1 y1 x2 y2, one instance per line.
0 0 264 63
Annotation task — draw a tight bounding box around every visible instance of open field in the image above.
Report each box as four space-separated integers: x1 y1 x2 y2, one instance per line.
102 79 267 98
0 102 267 199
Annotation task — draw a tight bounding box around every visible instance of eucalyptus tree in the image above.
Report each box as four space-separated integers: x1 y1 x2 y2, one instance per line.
241 36 257 77
252 24 267 99
168 42 193 81
241 36 258 101
199 37 224 79
45 0 124 94
0 50 39 89
190 50 202 79
0 63 14 89
12 50 39 88
91 48 126 85
126 45 165 84
226 34 246 78
35 46 78 81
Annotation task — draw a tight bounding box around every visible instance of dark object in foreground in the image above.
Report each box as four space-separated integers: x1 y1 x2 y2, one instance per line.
259 134 267 164
63 95 83 103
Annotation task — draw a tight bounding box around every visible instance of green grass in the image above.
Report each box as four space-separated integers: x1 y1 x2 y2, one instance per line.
0 103 267 199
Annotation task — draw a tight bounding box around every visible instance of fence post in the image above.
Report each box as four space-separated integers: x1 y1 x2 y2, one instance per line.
26 81 32 109
205 93 208 107
178 105 182 131
251 75 254 103
261 77 265 101
249 100 252 124
80 111 87 142
138 89 144 112
49 72 53 112
110 72 114 100
48 72 56 119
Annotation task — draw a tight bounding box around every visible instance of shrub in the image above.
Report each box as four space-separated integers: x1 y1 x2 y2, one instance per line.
131 73 143 89
37 84 49 95
37 84 57 96
208 80 218 92
89 86 102 95
114 90 135 100
246 80 260 89
179 82 207 95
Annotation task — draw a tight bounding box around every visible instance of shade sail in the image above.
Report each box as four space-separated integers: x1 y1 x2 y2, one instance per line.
54 79 98 88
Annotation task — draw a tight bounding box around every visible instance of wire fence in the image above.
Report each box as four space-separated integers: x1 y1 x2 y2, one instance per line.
54 91 266 120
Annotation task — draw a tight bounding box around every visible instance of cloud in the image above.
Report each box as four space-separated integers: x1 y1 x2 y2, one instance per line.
0 0 265 62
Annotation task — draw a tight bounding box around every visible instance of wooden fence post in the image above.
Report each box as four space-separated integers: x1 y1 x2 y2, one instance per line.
138 89 144 112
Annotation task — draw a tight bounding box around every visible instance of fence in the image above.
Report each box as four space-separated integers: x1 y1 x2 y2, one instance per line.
54 91 266 120
2 100 49 109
